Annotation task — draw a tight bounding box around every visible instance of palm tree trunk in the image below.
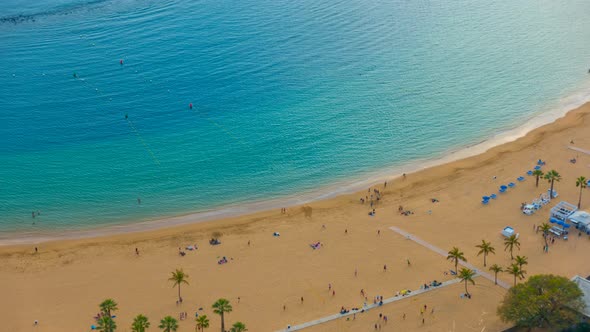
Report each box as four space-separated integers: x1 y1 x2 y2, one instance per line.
455 260 458 274
464 280 468 295
178 284 181 302
514 275 516 286
535 176 539 187
510 247 513 260
483 254 487 267
579 186 583 209
494 273 497 285
550 180 554 199
221 313 225 332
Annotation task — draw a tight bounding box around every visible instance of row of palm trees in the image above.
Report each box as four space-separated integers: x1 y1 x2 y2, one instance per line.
94 269 245 332
95 298 245 332
532 169 587 208
446 235 528 295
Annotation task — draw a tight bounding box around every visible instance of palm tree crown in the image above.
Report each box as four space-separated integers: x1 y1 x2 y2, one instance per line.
169 269 189 303
96 316 117 332
212 298 233 332
196 314 210 331
158 316 178 332
544 170 561 198
132 314 150 332
506 263 526 286
515 255 528 269
576 176 587 209
230 321 248 332
99 299 118 317
446 247 466 274
458 268 476 296
503 235 520 260
475 240 495 267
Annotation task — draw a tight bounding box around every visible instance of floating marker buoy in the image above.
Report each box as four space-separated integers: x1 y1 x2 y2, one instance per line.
73 73 77 78
125 113 128 119
189 103 193 109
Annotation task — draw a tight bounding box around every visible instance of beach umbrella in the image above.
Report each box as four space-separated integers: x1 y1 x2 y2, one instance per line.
482 196 490 200
550 217 559 224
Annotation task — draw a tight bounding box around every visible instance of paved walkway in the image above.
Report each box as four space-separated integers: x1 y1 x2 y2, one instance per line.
275 277 464 331
568 145 590 156
389 226 510 289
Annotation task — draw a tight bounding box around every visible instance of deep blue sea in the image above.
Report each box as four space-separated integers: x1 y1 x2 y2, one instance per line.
1 0 590 237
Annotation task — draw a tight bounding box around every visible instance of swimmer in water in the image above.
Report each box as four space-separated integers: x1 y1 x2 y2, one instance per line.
125 113 128 120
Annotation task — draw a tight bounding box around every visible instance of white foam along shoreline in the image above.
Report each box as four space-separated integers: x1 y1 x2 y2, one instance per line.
1 85 590 246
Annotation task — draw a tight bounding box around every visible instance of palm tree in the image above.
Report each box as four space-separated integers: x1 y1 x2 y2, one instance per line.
544 170 561 199
196 315 210 331
576 176 587 208
131 314 150 332
99 299 118 317
515 255 528 269
532 169 544 187
169 269 189 303
158 316 178 332
503 235 520 260
212 298 233 332
446 247 466 274
506 263 526 286
230 322 248 332
458 268 476 296
96 316 117 332
475 240 495 267
539 222 551 252
489 264 503 285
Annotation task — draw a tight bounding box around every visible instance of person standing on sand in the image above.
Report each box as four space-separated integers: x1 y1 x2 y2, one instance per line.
301 297 304 303
383 264 387 272
135 248 139 256
407 258 411 266
34 247 38 254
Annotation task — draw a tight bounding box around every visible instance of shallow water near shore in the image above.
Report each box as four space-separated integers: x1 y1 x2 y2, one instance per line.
1 0 590 237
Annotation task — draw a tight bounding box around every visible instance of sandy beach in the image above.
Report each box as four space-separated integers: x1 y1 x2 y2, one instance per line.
2 102 590 332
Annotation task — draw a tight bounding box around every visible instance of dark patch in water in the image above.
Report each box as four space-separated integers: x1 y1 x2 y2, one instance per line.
0 0 112 25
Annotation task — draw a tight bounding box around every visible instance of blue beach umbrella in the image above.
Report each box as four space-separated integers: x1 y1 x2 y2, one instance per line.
550 217 559 224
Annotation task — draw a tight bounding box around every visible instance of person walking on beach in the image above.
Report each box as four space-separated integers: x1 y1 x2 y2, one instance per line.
301 297 304 303
355 268 358 277
383 264 387 272
34 247 38 254
135 248 139 256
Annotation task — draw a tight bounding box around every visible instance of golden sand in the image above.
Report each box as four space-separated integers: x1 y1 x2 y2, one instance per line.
2 103 590 332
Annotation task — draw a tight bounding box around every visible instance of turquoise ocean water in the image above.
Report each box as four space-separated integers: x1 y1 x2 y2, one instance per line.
1 0 590 238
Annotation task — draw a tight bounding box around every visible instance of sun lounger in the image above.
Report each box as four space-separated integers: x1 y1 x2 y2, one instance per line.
517 176 525 181
508 182 515 188
527 170 533 176
534 165 541 170
490 194 497 199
